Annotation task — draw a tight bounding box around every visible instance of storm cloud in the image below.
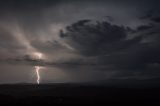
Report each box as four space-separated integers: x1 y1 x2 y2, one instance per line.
59 17 160 79
0 0 160 83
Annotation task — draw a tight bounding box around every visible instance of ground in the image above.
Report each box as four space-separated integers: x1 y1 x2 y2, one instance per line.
0 83 160 105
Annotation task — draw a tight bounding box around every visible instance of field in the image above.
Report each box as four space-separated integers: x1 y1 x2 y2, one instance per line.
0 83 160 105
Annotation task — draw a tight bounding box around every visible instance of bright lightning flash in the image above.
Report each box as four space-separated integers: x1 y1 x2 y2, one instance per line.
33 52 43 84
35 66 40 84
34 52 42 59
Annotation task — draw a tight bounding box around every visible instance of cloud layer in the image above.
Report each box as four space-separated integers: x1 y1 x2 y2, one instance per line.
59 18 160 80
0 0 160 83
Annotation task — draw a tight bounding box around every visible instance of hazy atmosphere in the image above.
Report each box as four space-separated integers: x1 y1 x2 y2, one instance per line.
0 0 160 84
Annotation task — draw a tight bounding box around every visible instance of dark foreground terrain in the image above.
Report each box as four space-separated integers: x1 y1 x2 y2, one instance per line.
0 83 160 105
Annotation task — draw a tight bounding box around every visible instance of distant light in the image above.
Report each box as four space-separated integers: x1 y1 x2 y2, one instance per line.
34 52 43 59
32 52 43 84
35 66 40 84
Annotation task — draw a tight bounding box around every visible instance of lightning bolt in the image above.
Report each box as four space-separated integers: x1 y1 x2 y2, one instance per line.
34 52 42 84
35 66 40 84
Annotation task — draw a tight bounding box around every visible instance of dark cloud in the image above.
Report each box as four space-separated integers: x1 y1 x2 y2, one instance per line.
140 9 160 23
60 20 143 56
60 20 142 56
0 28 21 49
151 17 160 23
136 24 153 31
59 19 160 79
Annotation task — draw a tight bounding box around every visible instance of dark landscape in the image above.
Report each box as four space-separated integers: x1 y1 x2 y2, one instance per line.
0 83 160 105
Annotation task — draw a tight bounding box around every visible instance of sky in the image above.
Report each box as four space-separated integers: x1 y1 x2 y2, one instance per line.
0 0 160 84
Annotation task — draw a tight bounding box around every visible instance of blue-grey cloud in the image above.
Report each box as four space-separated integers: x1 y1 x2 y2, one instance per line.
59 18 160 79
